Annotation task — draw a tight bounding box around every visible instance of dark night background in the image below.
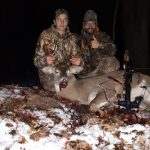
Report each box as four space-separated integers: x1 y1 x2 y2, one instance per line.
1 0 150 87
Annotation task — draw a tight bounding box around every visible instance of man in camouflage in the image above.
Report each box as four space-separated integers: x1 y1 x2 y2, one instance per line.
34 9 83 91
78 9 120 77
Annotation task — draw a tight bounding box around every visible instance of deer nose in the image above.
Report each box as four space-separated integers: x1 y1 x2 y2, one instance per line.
62 77 68 82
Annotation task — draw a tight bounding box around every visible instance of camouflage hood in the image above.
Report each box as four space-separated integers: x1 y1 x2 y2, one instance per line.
48 24 71 39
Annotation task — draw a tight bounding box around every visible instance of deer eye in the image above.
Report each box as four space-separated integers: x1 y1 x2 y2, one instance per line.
66 70 70 75
55 69 60 74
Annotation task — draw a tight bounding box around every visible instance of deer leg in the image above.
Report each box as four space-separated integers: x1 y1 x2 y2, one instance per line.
89 92 110 112
89 84 122 112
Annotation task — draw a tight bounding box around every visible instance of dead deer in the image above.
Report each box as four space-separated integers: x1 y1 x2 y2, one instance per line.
42 63 150 111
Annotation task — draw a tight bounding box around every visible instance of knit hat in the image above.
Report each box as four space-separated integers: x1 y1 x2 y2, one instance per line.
83 10 98 25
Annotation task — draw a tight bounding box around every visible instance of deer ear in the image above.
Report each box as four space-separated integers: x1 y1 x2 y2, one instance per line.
41 66 55 74
69 65 83 74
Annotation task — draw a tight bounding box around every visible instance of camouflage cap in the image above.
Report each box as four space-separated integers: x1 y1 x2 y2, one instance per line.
83 9 98 25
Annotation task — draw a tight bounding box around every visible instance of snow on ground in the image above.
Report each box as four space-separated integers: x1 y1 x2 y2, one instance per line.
0 85 150 150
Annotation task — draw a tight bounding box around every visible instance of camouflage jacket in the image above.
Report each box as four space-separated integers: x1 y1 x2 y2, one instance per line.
34 25 82 90
79 30 119 76
34 25 82 68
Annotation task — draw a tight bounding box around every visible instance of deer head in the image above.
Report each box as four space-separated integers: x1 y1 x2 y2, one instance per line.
41 61 83 92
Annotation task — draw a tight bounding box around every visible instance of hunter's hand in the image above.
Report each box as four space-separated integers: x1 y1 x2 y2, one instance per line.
70 57 81 66
91 36 104 49
46 55 56 64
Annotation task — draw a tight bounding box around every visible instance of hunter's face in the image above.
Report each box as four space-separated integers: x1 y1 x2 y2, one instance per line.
83 21 97 33
55 14 69 33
